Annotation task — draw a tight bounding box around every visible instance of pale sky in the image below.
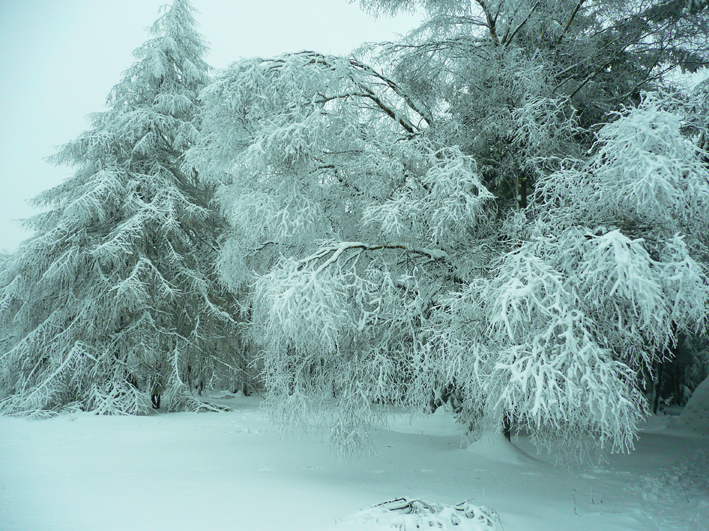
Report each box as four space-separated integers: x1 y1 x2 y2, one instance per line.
0 0 421 251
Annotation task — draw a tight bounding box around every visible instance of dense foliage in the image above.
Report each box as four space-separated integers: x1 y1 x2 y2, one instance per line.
188 0 709 455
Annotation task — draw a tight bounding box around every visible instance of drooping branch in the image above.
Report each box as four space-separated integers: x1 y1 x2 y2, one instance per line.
348 57 433 127
265 51 428 135
315 90 417 134
298 241 449 274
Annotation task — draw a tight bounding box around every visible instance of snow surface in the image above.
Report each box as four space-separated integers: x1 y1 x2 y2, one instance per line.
1 394 708 531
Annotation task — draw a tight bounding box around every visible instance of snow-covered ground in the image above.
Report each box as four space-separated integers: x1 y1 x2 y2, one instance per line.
1 394 707 531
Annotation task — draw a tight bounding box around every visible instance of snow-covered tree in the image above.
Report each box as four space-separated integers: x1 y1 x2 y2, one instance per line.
357 0 709 207
0 250 10 355
188 51 497 452
474 94 709 454
187 3 709 457
0 0 248 417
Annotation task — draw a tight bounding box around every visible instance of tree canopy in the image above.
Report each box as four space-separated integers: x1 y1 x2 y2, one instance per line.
187 0 709 456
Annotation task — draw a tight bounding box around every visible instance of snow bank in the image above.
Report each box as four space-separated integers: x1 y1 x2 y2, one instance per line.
677 376 709 434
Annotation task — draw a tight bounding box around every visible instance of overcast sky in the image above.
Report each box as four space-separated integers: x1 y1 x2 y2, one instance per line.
0 0 421 251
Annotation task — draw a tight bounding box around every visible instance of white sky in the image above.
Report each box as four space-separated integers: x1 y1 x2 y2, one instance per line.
0 0 421 251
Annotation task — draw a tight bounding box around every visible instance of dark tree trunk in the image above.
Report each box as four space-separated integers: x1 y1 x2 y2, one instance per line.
653 362 664 414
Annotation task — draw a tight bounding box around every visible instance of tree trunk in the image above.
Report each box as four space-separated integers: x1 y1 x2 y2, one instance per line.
653 362 664 414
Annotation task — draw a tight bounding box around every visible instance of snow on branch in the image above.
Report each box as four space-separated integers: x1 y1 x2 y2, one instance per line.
299 241 449 272
476 219 708 453
254 240 445 355
363 145 494 246
536 93 709 237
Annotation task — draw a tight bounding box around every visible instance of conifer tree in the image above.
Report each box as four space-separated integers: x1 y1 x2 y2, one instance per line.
0 0 247 416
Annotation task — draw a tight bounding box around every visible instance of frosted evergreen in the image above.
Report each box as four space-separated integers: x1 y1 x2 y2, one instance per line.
0 0 247 416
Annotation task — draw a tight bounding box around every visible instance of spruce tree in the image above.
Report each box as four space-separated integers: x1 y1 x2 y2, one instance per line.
0 0 247 416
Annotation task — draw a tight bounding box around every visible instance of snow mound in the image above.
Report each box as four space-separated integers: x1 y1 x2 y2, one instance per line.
677 376 709 434
338 498 500 530
465 432 536 465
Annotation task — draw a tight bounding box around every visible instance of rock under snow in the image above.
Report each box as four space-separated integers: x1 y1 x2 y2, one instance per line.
677 376 709 434
338 498 500 530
